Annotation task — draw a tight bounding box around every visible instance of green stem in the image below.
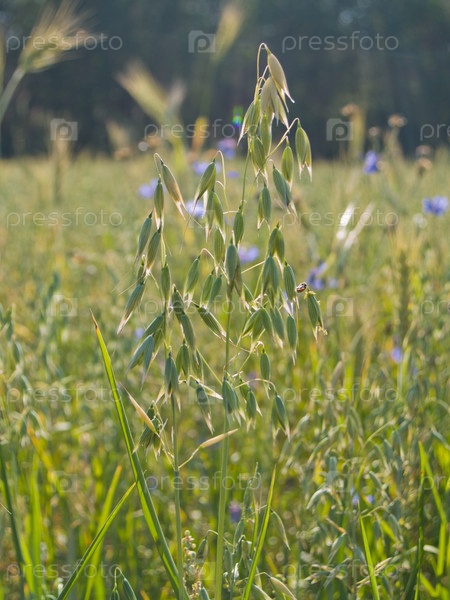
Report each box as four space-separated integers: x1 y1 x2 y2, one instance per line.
171 392 184 600
0 67 25 125
241 152 251 204
94 319 189 599
215 298 233 600
0 442 26 599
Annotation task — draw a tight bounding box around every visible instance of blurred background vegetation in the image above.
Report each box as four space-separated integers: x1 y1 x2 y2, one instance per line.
1 0 449 158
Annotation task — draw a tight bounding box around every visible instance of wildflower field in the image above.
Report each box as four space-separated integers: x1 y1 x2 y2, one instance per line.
0 15 449 597
1 124 449 600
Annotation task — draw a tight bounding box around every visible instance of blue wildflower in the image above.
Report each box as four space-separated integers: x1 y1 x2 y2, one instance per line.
238 246 259 264
192 161 222 176
134 327 145 340
228 501 241 524
422 196 449 216
138 178 159 199
185 199 206 219
390 346 403 364
217 138 237 159
307 260 327 290
363 150 380 174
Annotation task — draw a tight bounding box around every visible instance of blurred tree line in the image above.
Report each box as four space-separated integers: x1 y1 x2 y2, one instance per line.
1 0 449 158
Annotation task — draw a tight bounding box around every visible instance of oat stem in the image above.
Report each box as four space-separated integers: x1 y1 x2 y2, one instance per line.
215 298 233 600
171 392 184 600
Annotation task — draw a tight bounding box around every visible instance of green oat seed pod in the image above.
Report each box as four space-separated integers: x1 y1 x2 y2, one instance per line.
260 113 272 155
258 184 272 228
161 161 185 215
195 160 216 201
260 349 271 380
281 140 294 187
154 178 164 227
233 206 245 245
122 577 138 600
272 164 291 207
135 212 153 264
145 228 162 270
267 51 294 104
251 136 266 174
184 255 201 295
176 340 190 377
295 121 312 180
180 313 196 349
286 314 297 351
171 286 185 319
283 262 296 301
160 262 171 303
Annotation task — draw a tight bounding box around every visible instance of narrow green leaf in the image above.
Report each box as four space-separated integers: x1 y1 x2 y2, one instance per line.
242 466 277 600
360 513 381 600
92 316 188 599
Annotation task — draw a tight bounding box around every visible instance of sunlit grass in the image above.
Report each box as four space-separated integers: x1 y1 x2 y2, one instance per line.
0 145 449 598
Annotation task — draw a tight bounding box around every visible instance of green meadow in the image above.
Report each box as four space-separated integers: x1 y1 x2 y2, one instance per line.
1 140 449 599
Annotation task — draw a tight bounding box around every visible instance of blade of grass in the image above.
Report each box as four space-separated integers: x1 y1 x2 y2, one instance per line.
242 465 277 600
417 441 448 599
84 465 124 600
0 441 28 598
92 314 189 600
359 511 380 600
29 454 43 598
56 482 136 600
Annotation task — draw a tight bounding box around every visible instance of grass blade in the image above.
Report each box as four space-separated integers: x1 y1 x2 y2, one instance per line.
84 465 124 600
359 511 381 600
242 465 277 600
92 314 189 600
56 482 136 600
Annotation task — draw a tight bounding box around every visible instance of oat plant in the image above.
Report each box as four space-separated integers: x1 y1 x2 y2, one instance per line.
94 44 324 599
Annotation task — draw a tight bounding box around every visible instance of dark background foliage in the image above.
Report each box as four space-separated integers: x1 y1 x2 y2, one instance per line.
1 0 449 157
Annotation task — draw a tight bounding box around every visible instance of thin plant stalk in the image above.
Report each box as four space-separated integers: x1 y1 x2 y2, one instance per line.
93 316 189 600
215 298 233 600
171 392 184 600
0 67 25 124
0 441 26 600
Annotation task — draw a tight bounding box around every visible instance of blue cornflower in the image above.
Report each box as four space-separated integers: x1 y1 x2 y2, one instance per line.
307 260 327 289
185 199 206 218
228 501 241 524
192 161 222 176
391 346 403 364
363 150 380 174
217 138 237 159
138 178 159 199
134 327 145 340
422 196 449 216
238 246 259 264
